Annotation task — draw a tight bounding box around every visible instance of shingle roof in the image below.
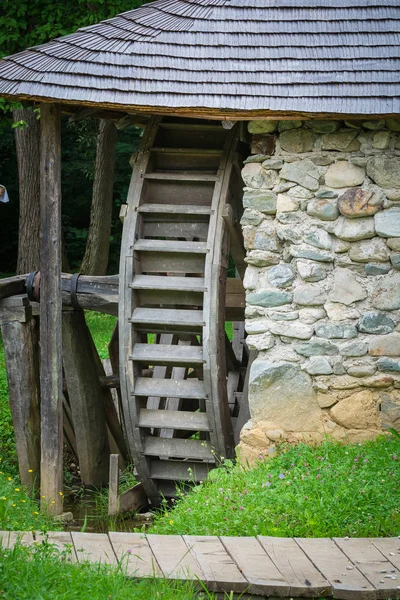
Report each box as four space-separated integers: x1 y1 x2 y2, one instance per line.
0 0 399 117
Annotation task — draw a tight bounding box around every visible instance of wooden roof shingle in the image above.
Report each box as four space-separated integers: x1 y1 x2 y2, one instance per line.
0 0 399 117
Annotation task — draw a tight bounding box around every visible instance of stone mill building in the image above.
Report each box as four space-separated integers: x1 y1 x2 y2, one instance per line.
0 0 399 494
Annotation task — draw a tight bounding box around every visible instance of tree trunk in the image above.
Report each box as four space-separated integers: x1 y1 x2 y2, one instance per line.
13 107 41 275
81 119 117 276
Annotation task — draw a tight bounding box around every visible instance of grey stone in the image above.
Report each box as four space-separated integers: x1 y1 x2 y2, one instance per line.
269 321 314 340
304 229 332 250
339 340 368 357
262 158 283 170
315 322 357 339
338 188 383 219
267 264 295 288
366 156 400 188
386 189 400 201
305 357 333 375
358 312 395 335
331 357 346 375
375 207 400 238
329 268 367 305
244 154 270 164
321 130 361 152
254 229 280 252
307 198 339 221
344 120 362 129
391 253 400 270
362 119 385 130
387 238 400 251
334 216 375 241
287 185 314 199
245 319 270 334
296 260 327 282
243 189 277 214
309 120 340 134
280 159 320 191
295 339 338 357
245 251 280 267
377 358 400 372
280 129 314 153
268 310 299 321
294 284 327 306
299 307 326 324
248 120 278 134
273 181 296 194
240 209 264 227
243 266 259 290
242 163 278 189
365 263 391 276
333 239 351 253
310 154 335 166
249 359 321 429
325 161 365 188
347 364 377 377
278 120 303 132
247 289 293 308
276 194 299 213
324 302 360 322
276 212 304 224
371 274 400 310
315 189 338 199
277 227 302 245
349 238 390 263
386 119 400 132
369 333 400 356
372 131 391 150
290 245 334 263
246 332 275 352
380 394 400 432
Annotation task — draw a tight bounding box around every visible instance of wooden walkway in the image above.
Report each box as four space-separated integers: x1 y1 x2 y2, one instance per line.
1 531 400 599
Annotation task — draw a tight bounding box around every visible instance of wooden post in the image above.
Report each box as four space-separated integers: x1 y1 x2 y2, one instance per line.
0 298 40 488
40 103 63 514
62 309 110 486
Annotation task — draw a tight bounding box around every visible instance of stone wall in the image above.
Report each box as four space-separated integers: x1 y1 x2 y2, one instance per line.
238 118 400 465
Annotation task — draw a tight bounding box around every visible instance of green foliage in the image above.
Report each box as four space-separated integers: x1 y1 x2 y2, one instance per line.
150 436 400 538
84 311 117 359
0 331 16 476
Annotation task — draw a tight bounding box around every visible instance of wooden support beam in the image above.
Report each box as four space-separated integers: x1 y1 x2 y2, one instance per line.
62 310 110 487
1 308 40 488
39 102 63 515
223 204 246 279
0 274 26 300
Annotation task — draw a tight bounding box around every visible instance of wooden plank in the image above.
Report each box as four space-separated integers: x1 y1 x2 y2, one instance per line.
134 377 206 399
0 274 26 300
131 343 204 366
370 538 400 570
134 240 208 254
62 310 110 486
144 437 214 461
109 532 162 577
39 102 63 515
138 203 212 215
139 409 210 431
34 531 76 562
221 536 290 597
0 531 34 549
296 537 376 600
131 275 205 292
139 252 206 274
1 318 41 487
144 173 218 182
137 289 203 307
258 536 331 597
183 535 248 593
151 147 222 155
131 308 204 329
334 537 400 599
142 221 208 241
72 532 117 565
147 534 205 580
108 453 119 517
150 460 212 481
223 204 246 279
118 483 148 514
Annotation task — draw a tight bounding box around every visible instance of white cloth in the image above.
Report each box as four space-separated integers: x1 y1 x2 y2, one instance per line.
0 186 9 203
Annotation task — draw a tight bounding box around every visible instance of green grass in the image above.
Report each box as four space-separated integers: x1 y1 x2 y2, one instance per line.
0 542 214 600
150 435 400 538
84 311 117 360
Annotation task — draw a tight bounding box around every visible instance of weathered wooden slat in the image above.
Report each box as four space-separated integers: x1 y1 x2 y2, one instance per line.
138 203 212 215
147 534 205 580
334 537 400 599
144 173 218 182
131 343 204 366
183 536 248 593
72 532 117 565
370 538 400 571
142 221 209 241
131 308 204 329
34 531 76 562
0 274 26 300
222 205 246 279
134 377 206 399
258 536 331 597
131 275 205 292
296 537 376 600
139 409 210 431
151 147 223 155
139 252 206 274
0 531 34 549
159 123 223 132
134 239 208 254
221 536 290 597
150 460 212 481
109 532 162 577
144 437 214 461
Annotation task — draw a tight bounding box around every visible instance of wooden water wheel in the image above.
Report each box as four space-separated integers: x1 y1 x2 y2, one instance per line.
119 116 249 505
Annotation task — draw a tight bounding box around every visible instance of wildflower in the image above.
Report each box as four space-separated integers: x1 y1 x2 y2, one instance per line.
12 504 16 507
59 491 63 496
28 469 33 473
1 497 6 500
169 520 174 525
21 500 26 503
33 511 39 515
7 477 12 481
14 488 20 492
41 495 46 499
278 473 285 480
239 506 244 511
127 549 132 555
